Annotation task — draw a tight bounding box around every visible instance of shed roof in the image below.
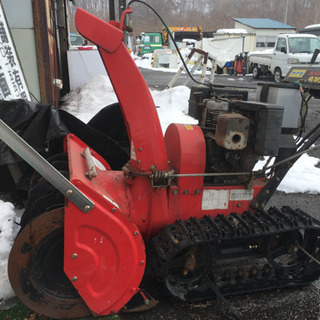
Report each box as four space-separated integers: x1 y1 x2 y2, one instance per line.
233 18 295 29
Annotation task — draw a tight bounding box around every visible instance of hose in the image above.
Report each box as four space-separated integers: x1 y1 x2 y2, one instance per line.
127 0 211 87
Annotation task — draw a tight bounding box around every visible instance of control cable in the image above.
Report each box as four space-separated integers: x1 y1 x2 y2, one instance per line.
128 0 211 87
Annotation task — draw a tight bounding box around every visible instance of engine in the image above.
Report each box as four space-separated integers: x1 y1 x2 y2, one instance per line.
197 97 284 184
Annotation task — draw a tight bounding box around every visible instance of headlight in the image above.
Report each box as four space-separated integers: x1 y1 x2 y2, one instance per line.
287 58 300 64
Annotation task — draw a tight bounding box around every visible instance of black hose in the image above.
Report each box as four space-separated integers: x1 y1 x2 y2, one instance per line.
127 0 210 87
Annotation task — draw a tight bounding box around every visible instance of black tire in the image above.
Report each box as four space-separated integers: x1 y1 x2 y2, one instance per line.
274 67 282 82
252 65 260 79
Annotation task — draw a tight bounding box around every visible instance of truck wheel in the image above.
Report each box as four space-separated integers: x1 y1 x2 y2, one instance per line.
274 68 282 82
252 66 260 79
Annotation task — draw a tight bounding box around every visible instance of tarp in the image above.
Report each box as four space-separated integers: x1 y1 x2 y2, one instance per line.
202 37 244 68
202 35 255 69
0 99 129 169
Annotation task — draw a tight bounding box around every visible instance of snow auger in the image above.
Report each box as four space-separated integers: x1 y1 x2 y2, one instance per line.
2 5 320 319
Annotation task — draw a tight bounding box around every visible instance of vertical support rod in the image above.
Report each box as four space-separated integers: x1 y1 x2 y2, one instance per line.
109 0 115 20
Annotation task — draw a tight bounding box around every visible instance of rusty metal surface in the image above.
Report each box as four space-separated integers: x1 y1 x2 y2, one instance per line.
8 208 91 319
32 0 60 106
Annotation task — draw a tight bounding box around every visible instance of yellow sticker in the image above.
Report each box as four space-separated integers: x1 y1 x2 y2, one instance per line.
184 125 194 130
288 69 306 78
308 76 320 83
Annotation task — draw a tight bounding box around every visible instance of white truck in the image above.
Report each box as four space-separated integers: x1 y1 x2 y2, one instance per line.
246 33 320 81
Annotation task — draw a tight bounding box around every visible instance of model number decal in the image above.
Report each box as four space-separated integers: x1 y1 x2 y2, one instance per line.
229 189 254 201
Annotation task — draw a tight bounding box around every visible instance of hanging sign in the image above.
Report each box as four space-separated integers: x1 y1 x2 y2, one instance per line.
0 2 30 100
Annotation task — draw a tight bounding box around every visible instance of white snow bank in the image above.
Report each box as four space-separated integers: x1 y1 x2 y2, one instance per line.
151 85 197 133
278 154 320 193
61 75 197 133
305 24 320 29
134 48 199 73
60 75 118 123
0 201 23 305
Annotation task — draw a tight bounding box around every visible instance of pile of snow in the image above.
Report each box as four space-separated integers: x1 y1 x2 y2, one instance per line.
0 201 23 305
1 74 320 305
60 75 118 123
60 75 197 132
134 47 205 73
254 154 320 194
305 24 320 29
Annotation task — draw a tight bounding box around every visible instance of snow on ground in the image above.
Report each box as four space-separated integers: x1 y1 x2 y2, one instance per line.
0 202 23 304
133 47 212 74
1 72 320 305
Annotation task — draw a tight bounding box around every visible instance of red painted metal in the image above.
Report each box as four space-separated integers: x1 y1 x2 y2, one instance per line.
165 123 206 192
75 8 168 172
64 8 269 316
64 135 145 315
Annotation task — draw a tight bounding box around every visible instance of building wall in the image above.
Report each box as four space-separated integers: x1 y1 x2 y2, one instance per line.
1 0 41 102
234 21 296 49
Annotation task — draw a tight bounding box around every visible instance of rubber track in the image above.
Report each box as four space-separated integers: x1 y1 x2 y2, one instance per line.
149 206 320 301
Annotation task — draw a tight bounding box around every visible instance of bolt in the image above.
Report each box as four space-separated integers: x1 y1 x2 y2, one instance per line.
66 189 73 196
72 276 78 282
131 287 137 293
84 205 91 213
195 189 200 194
237 203 242 207
173 190 178 195
183 190 189 194
112 208 116 212
134 231 139 236
150 165 156 171
138 147 143 151
138 160 141 164
72 253 78 259
265 189 270 194
276 177 280 182
140 261 145 265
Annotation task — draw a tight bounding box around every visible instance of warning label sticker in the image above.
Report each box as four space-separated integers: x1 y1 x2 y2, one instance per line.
202 189 229 210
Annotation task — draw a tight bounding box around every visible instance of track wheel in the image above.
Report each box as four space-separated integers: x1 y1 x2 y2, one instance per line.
164 244 212 301
8 208 91 319
267 230 307 270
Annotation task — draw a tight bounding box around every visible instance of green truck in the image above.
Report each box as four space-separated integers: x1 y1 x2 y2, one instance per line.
136 32 162 55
